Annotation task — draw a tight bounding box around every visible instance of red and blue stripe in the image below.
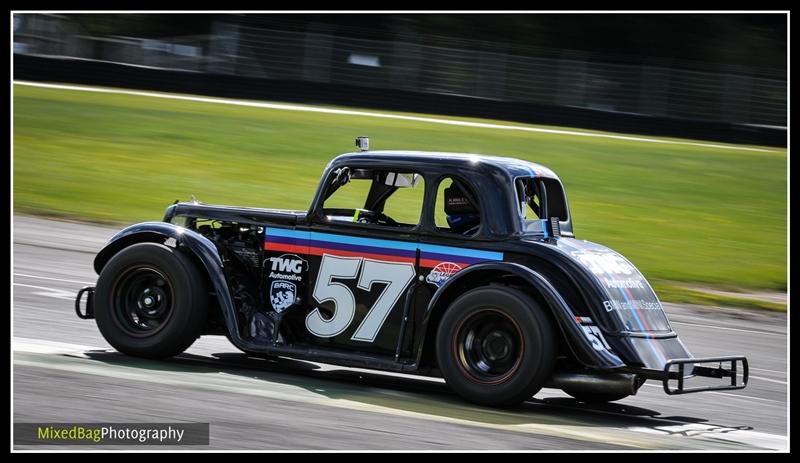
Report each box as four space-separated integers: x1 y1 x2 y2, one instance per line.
264 228 503 268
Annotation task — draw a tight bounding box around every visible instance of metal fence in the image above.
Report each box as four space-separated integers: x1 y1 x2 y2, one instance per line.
13 14 787 127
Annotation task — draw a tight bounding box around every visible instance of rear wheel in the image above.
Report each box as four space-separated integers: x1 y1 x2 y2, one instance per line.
436 287 556 406
94 242 208 358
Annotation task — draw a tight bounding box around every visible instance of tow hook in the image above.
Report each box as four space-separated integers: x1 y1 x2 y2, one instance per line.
75 286 95 320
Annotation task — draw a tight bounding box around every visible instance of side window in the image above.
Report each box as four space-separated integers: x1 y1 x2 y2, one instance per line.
382 176 425 225
516 177 569 233
434 177 481 236
516 178 541 220
321 168 424 228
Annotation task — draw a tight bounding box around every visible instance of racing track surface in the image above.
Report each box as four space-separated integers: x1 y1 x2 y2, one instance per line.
12 216 789 450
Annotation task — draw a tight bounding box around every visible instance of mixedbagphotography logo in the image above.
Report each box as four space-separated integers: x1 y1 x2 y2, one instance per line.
14 423 210 446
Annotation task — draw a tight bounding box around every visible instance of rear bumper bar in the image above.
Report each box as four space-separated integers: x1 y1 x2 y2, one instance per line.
662 356 748 395
623 355 748 395
75 286 95 320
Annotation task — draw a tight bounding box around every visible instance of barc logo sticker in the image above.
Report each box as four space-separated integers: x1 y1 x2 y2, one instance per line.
426 262 462 287
270 280 297 312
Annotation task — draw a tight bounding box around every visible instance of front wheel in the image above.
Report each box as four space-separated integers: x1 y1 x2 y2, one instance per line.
94 242 208 359
436 286 556 406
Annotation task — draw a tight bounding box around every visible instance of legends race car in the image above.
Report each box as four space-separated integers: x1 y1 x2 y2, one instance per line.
75 137 748 406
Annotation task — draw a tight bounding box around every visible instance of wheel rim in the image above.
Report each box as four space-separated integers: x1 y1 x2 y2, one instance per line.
110 266 174 337
453 308 524 384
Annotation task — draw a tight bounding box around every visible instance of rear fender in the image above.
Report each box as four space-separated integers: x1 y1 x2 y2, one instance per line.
418 262 624 369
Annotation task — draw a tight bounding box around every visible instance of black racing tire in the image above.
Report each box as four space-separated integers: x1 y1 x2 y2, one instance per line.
563 390 630 403
436 286 556 407
94 242 208 359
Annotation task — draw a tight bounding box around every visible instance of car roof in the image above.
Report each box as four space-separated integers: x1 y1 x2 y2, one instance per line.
330 151 561 181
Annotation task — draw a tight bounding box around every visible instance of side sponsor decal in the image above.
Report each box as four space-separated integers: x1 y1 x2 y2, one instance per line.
306 254 416 342
418 243 503 287
575 316 611 351
565 244 670 332
270 281 297 312
570 250 635 277
266 253 308 282
425 262 462 287
559 238 671 365
263 252 308 311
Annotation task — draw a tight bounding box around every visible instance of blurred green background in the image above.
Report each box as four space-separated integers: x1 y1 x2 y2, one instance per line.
13 84 787 307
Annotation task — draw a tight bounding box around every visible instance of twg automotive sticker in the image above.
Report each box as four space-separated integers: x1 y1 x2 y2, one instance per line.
267 254 308 282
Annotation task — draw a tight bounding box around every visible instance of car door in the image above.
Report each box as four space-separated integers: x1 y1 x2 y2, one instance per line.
290 168 426 357
416 175 505 290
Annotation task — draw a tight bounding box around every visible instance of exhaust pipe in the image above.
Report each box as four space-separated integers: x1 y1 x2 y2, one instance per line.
546 371 641 396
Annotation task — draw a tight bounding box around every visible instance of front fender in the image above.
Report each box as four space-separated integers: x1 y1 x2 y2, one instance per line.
420 262 624 369
93 222 242 341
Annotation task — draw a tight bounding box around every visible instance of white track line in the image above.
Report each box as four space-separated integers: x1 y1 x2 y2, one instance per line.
748 376 788 385
13 337 102 354
14 272 93 285
13 283 78 300
749 367 788 375
670 321 786 336
14 81 779 153
13 282 70 292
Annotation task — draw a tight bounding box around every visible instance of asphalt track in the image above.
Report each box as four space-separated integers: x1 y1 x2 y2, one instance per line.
12 215 789 451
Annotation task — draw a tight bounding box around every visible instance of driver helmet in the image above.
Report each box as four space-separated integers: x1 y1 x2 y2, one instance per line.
444 183 480 233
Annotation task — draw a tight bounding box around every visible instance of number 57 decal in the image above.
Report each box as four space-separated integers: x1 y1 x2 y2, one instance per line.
306 254 416 342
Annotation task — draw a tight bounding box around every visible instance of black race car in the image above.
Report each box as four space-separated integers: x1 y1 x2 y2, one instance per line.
75 138 748 406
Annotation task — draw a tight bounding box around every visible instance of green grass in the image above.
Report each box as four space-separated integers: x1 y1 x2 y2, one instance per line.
652 283 786 312
13 84 787 298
